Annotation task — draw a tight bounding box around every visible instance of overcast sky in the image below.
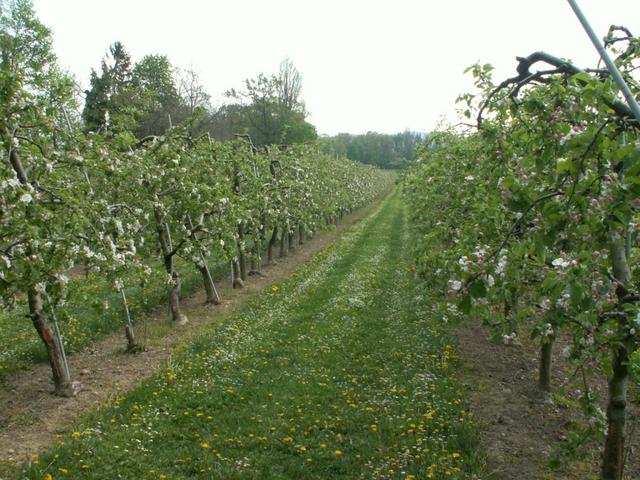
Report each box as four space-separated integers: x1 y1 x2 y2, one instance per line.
31 0 640 136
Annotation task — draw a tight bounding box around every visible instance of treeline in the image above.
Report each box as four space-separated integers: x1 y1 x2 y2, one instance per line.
322 131 425 169
81 42 316 146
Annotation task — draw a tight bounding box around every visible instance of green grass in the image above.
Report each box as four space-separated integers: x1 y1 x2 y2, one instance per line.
8 191 484 479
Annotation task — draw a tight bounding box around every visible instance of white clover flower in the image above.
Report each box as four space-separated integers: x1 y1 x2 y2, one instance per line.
19 193 33 203
552 257 570 268
34 282 46 293
448 279 462 291
6 178 21 189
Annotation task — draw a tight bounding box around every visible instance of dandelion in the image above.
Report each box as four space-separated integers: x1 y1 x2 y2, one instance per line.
334 450 343 456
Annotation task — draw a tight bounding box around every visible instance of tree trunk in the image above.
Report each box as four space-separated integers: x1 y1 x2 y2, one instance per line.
186 214 220 305
169 272 188 325
198 264 220 304
288 231 294 251
250 257 259 274
155 212 186 324
601 238 632 480
8 138 78 396
280 231 287 258
232 260 244 288
268 226 278 263
298 224 304 245
125 325 137 352
28 289 76 397
504 287 519 333
120 288 141 352
238 224 247 282
538 334 555 392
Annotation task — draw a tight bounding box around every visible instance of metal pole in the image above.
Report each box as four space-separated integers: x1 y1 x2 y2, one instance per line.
566 0 640 124
120 287 134 328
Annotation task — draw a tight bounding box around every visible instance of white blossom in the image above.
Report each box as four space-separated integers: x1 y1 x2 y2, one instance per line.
552 257 570 269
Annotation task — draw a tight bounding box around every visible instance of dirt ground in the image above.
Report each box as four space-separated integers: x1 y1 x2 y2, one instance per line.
0 205 376 466
453 320 640 480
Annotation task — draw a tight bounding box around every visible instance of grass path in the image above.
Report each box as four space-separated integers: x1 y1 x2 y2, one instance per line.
14 191 483 480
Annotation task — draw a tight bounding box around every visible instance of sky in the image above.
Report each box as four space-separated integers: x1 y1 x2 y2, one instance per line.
31 0 640 136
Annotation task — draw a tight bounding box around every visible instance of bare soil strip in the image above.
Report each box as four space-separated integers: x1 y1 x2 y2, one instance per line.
454 321 640 480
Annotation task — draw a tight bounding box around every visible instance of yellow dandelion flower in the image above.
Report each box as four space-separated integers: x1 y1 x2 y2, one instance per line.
334 450 343 456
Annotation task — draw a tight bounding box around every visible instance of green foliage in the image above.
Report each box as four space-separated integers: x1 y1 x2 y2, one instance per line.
323 131 425 169
404 28 640 476
225 59 317 147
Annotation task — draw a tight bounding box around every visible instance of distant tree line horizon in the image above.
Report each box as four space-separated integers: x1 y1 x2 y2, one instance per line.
80 41 424 168
321 131 426 169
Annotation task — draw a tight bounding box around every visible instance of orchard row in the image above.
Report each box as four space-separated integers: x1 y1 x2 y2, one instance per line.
1 124 393 396
404 27 639 480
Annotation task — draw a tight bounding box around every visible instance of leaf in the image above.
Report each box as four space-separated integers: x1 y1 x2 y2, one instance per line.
570 282 584 306
459 294 472 314
469 279 487 298
570 72 594 84
535 234 546 263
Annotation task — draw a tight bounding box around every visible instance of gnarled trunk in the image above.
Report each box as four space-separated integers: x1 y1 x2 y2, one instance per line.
28 290 76 397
